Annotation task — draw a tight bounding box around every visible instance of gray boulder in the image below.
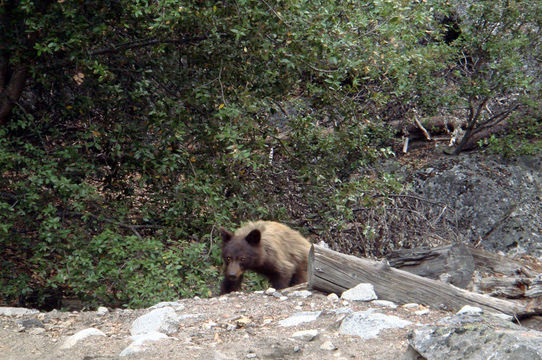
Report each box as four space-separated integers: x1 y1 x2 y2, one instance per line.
407 314 542 360
339 309 412 339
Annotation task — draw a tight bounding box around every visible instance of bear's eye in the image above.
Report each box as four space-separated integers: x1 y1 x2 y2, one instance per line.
240 257 247 263
225 256 232 263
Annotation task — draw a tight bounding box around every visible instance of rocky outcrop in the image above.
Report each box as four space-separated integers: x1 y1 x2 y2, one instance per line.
407 310 542 360
412 155 542 259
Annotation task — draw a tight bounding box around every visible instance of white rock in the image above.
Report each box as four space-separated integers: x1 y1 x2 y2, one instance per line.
203 320 219 329
119 343 146 357
279 311 322 327
290 290 312 298
402 303 421 309
177 313 205 321
119 331 170 357
60 328 106 349
320 340 337 351
0 307 39 316
457 305 483 316
130 307 179 336
131 331 170 345
265 288 277 295
279 296 288 301
96 307 109 315
149 301 185 310
415 309 430 316
340 283 377 302
371 300 398 309
339 309 412 339
291 329 319 341
327 293 339 301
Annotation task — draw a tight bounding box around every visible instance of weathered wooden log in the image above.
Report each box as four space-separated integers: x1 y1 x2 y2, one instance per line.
468 246 542 277
387 243 474 288
308 245 539 317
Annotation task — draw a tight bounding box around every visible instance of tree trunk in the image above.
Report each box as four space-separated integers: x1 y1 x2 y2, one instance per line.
0 62 28 127
308 245 539 318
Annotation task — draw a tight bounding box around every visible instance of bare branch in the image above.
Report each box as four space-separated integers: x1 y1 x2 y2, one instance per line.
260 0 290 28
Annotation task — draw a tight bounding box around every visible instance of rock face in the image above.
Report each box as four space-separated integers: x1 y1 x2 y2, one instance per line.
413 155 542 259
407 313 542 360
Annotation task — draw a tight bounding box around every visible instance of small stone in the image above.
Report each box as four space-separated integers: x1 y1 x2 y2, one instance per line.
290 290 312 298
320 340 337 351
235 316 252 327
278 311 321 327
327 293 339 301
265 288 276 295
402 303 421 309
177 313 205 321
96 307 109 315
226 324 237 331
28 327 46 335
341 283 377 302
246 353 257 358
60 328 106 349
120 331 171 356
371 300 398 309
291 329 319 341
203 320 219 329
279 296 288 301
293 346 300 352
149 301 185 310
457 305 483 316
415 309 430 316
20 319 43 329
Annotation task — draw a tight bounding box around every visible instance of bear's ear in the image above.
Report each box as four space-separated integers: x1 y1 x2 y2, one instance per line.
245 229 261 245
220 228 233 243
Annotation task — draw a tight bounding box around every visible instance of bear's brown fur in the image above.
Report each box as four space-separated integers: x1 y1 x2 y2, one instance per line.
219 221 311 294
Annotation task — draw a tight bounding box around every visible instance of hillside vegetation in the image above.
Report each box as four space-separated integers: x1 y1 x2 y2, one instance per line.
1 0 541 309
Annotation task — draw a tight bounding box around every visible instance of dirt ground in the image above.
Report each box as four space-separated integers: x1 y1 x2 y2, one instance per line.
0 286 450 360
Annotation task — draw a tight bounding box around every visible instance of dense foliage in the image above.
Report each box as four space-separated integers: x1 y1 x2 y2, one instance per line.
1 0 540 309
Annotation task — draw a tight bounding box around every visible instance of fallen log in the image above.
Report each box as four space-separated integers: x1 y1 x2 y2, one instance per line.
308 245 540 318
468 246 542 277
386 243 474 288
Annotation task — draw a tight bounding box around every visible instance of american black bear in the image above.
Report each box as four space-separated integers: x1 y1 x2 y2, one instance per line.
219 221 311 294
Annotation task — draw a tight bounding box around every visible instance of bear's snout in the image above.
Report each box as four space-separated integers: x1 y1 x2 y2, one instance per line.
226 262 242 280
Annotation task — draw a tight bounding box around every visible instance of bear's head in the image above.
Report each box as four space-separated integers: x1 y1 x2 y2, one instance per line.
220 227 263 281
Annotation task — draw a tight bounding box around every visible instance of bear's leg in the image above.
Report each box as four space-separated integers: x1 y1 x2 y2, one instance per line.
290 266 307 286
270 274 291 290
220 275 243 295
